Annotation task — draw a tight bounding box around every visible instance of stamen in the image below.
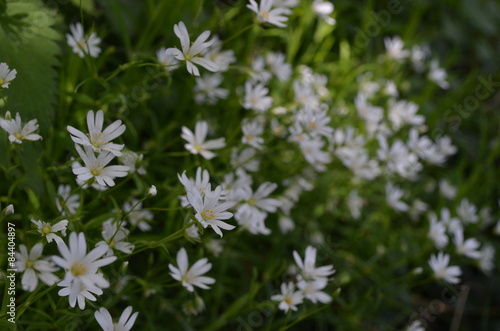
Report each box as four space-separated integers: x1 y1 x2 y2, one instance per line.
70 262 87 276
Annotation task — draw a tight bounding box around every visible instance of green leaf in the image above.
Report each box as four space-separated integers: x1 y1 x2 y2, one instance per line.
0 0 62 132
0 0 62 194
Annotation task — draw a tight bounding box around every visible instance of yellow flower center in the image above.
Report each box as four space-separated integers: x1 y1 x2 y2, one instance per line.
14 132 23 139
201 209 216 220
88 132 108 148
42 225 51 235
309 122 317 130
70 262 87 276
245 134 253 142
109 240 116 249
91 168 102 176
77 40 87 51
248 198 256 206
26 260 34 269
261 11 270 20
194 144 202 152
284 297 293 305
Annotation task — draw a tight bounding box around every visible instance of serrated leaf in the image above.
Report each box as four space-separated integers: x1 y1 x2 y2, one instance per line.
0 0 62 194
0 0 62 132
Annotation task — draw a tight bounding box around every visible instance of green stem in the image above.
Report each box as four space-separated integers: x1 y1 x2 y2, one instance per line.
223 24 255 45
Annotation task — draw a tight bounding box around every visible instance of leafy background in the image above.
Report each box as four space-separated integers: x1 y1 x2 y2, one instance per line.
0 0 499 330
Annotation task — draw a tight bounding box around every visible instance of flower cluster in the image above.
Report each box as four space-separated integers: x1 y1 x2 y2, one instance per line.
68 110 129 189
5 1 500 330
272 246 335 312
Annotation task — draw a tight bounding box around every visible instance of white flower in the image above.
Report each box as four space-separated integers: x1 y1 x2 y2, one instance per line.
230 148 261 172
274 0 299 7
494 220 500 236
242 82 273 112
295 107 334 139
222 168 254 197
427 214 448 250
168 247 215 292
67 110 126 156
4 204 14 215
411 44 429 72
480 207 493 226
187 184 236 237
335 145 381 180
271 282 304 312
354 93 383 124
178 167 211 207
237 182 281 219
478 245 495 274
406 320 425 331
0 63 17 88
294 80 320 108
456 198 479 224
278 216 295 234
428 252 461 284
165 21 220 76
439 179 457 199
277 196 295 215
293 246 335 281
148 185 157 197
265 52 292 82
439 207 462 234
205 239 225 257
15 244 59 292
388 99 424 130
377 136 422 179
194 73 229 105
0 111 42 144
384 36 409 62
298 136 332 172
52 232 117 309
73 145 129 187
32 219 68 244
55 184 80 216
234 208 270 235
71 160 107 191
356 73 380 98
453 229 481 259
250 56 272 83
203 36 236 72
66 22 101 58
435 135 457 158
185 223 201 242
312 0 336 25
119 151 146 175
96 221 135 257
384 80 398 97
123 199 153 232
297 279 332 304
347 190 363 220
181 120 226 159
95 306 139 331
242 119 265 149
385 183 409 212
428 59 449 89
156 47 180 71
247 0 291 28
182 296 206 316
